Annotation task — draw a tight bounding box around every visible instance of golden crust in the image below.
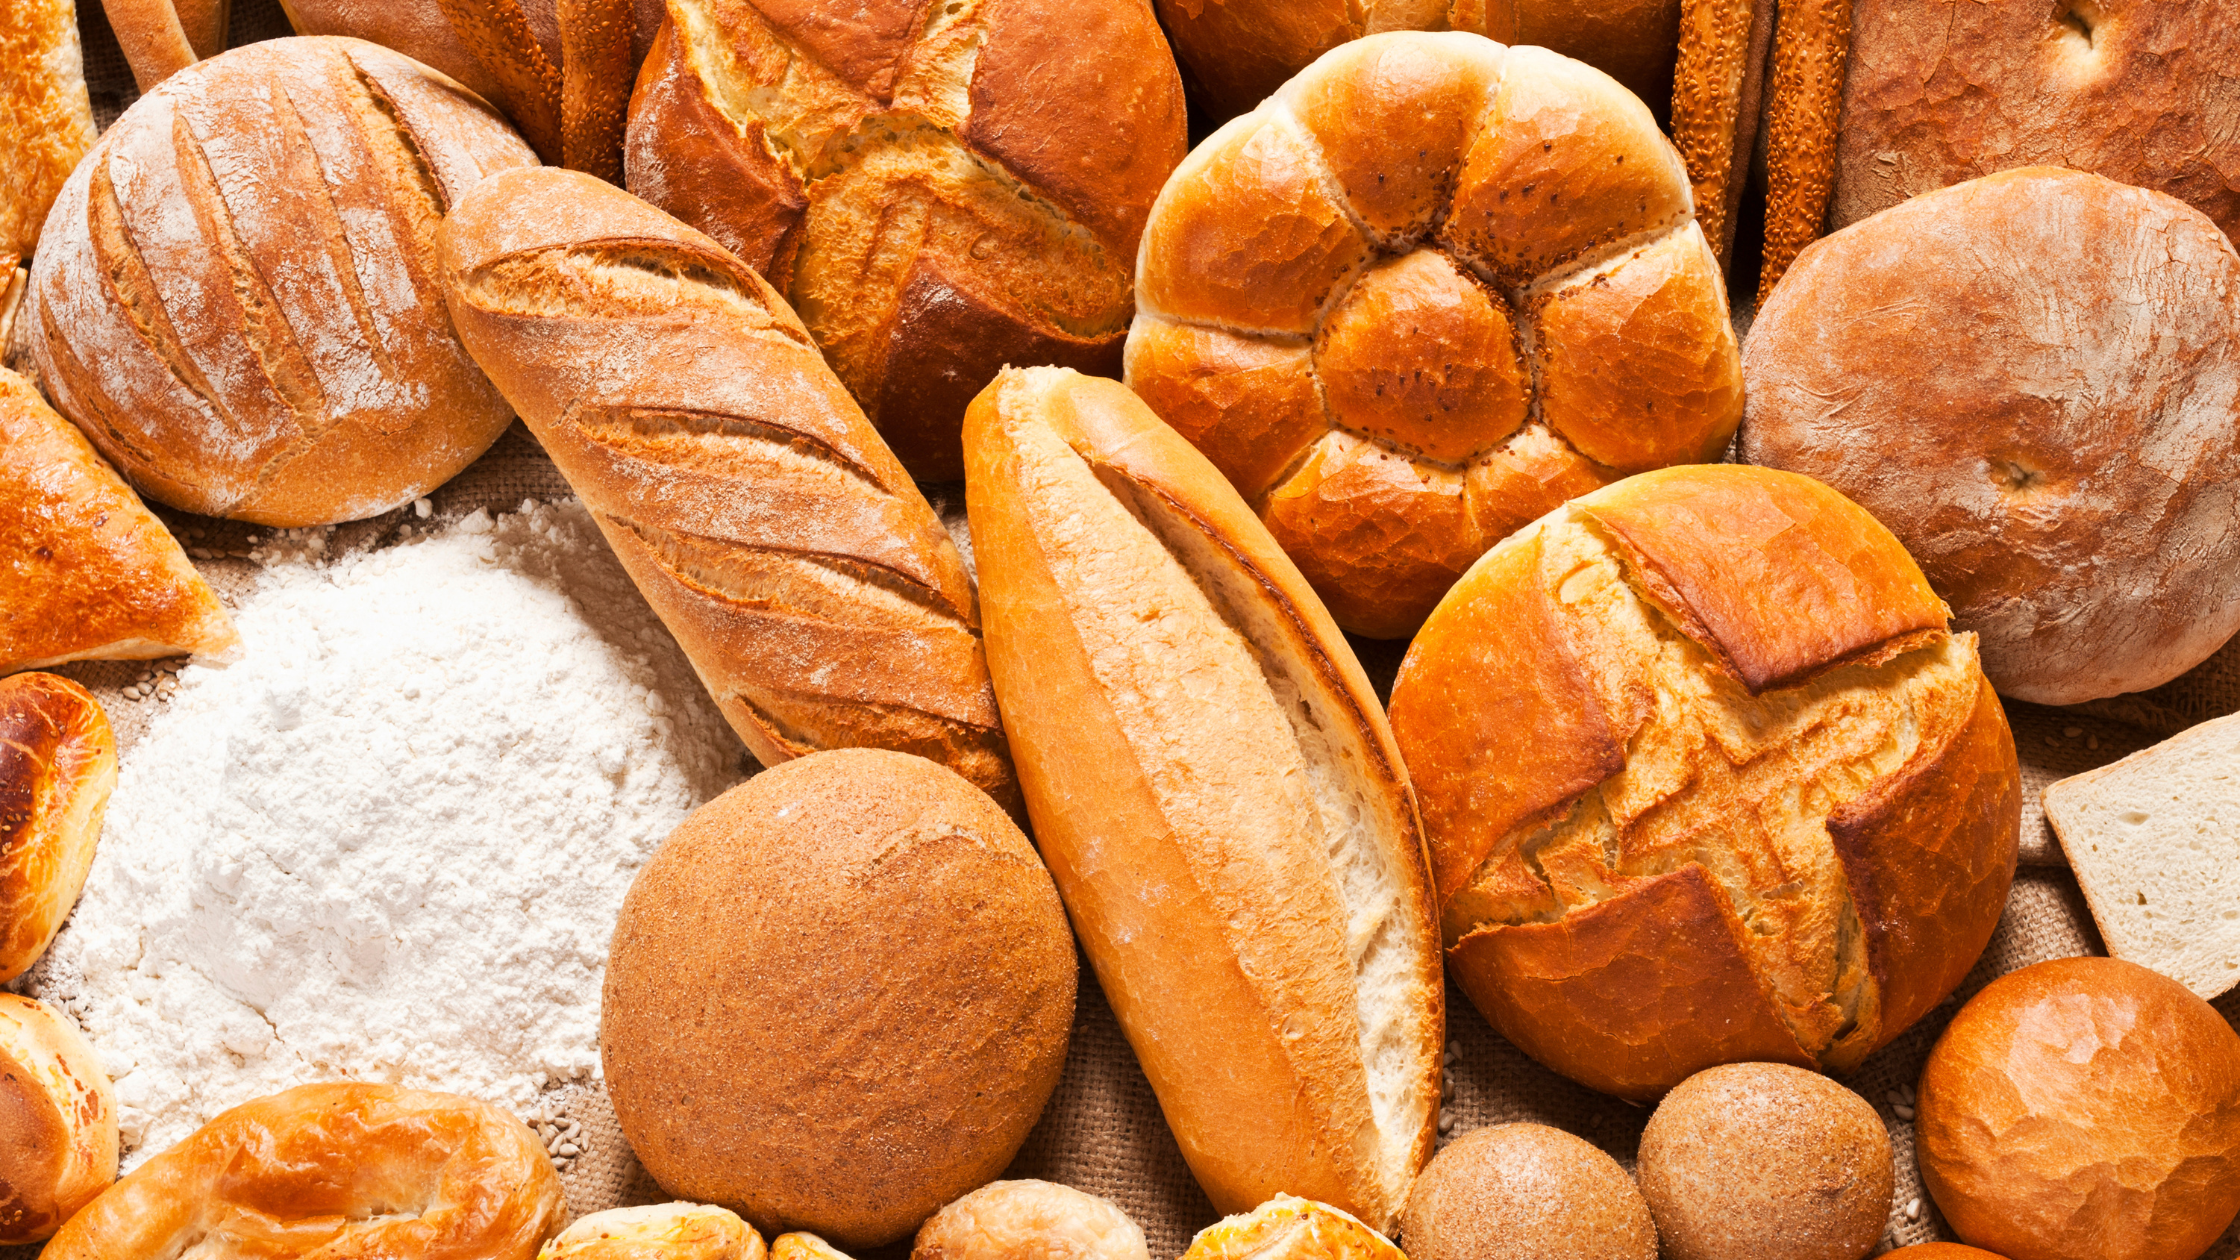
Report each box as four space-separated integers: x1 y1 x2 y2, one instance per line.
1755 0 1849 301
1183 1197 1403 1260
1668 0 1773 263
0 0 97 257
0 994 116 1245
539 1204 766 1260
912 1180 1149 1260
0 673 114 987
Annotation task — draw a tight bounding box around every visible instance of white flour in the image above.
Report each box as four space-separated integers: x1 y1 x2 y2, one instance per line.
22 501 739 1164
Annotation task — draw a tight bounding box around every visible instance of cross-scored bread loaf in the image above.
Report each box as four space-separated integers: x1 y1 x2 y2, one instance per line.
621 0 1186 480
437 167 1017 813
1126 33 1742 639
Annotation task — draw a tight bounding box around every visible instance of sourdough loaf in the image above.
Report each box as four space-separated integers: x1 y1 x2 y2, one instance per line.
0 994 116 1245
1 0 97 259
0 674 115 987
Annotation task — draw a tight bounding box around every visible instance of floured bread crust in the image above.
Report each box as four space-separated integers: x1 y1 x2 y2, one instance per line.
0 0 97 259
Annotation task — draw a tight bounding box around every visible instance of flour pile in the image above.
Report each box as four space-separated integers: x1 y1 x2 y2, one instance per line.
24 501 739 1163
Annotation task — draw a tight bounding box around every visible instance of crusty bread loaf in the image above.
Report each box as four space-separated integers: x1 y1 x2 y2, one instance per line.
99 0 229 90
429 0 633 175
1181 1196 1403 1260
0 673 115 986
27 37 536 528
1 369 238 673
277 0 513 99
1126 33 1741 639
1741 167 2240 705
540 1204 767 1259
1754 0 1849 299
1390 465 2020 1099
621 0 1187 479
436 166 1018 810
43 1082 564 1258
603 750 1075 1249
0 993 116 1245
1 0 98 258
963 367 1442 1230
1401 1124 1657 1260
913 1181 1149 1260
1668 0 1775 264
1917 957 2240 1260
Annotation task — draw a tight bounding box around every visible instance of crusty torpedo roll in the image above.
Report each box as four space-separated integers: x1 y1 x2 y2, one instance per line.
962 367 1442 1230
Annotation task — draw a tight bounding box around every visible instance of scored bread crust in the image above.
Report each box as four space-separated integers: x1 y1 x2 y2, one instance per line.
436 166 1017 813
0 994 116 1245
964 367 1441 1230
0 674 115 988
1 0 98 259
1391 465 2019 1100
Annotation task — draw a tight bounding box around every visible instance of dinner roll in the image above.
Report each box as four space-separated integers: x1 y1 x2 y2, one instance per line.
1883 1249 2009 1259
1741 167 2240 704
1917 957 2240 1260
0 673 116 984
914 1181 1148 1260
1127 33 1740 638
1390 465 2020 1099
602 750 1076 1249
1637 1063 1892 1260
622 0 1186 480
42 1082 563 1258
0 994 117 1244
1401 1123 1656 1260
26 37 535 528
1182 1196 1403 1260
541 1204 766 1259
772 1235 853 1260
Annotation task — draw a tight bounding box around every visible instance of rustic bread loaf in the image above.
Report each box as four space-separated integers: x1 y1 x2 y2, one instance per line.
913 1181 1149 1260
0 994 116 1245
1 0 97 259
1668 0 1776 264
621 0 1186 480
42 1082 564 1258
1401 1123 1657 1260
0 673 115 986
99 0 229 90
1741 168 2240 705
27 38 535 528
1917 957 2240 1260
964 367 1442 1230
436 166 1018 810
277 0 513 98
1390 465 2020 1099
1181 1197 1403 1260
1126 33 1741 638
540 1204 766 1259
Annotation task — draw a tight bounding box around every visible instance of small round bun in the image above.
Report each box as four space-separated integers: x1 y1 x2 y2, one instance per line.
1637 1062 1893 1260
603 750 1078 1249
1401 1123 1655 1260
540 1204 766 1259
1182 1196 1403 1260
0 994 117 1244
1882 1248 2009 1259
1918 957 2240 1260
913 1181 1149 1260
0 671 115 984
773 1235 854 1260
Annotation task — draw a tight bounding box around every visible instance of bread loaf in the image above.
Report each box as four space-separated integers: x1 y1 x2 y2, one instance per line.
1 0 98 259
1668 0 1775 263
622 0 1187 479
0 673 115 986
99 0 229 90
1401 1124 1657 1260
277 0 512 99
1390 465 2020 1099
913 1181 1149 1260
1754 0 1849 299
1181 1197 1403 1260
0 994 116 1245
436 166 1018 809
429 0 633 175
963 367 1442 1230
540 1204 767 1259
27 37 536 528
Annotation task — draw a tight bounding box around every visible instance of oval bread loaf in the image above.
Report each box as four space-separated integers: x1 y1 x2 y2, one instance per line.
0 673 116 986
0 994 117 1245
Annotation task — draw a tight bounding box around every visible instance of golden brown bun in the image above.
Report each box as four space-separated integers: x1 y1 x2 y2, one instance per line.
1390 465 2020 1099
913 1181 1148 1260
1668 0 1775 264
1754 0 1849 300
0 673 114 985
27 38 535 528
428 0 633 175
0 994 116 1244
436 166 1018 812
621 0 1185 480
1917 957 2240 1260
1741 167 2240 706
42 1082 563 1258
772 1235 854 1260
540 1204 767 1259
1883 1248 2010 1260
1126 34 1739 639
1832 0 2240 244
963 367 1442 1229
0 370 238 673
602 749 1075 1249
1182 1197 1402 1260
2 0 97 257
1401 1123 1657 1260
1637 1062 1892 1260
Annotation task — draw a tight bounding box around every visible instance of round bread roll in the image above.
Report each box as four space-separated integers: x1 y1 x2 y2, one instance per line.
26 37 536 528
914 1181 1149 1260
1883 1248 2009 1259
1401 1123 1656 1260
0 994 117 1244
541 1203 766 1259
1182 1196 1403 1260
622 0 1186 481
1389 465 2021 1099
1740 167 2240 705
773 1235 854 1260
602 749 1077 1249
1126 33 1741 639
0 673 115 984
1637 1062 1893 1260
41 1081 562 1258
1917 956 2240 1260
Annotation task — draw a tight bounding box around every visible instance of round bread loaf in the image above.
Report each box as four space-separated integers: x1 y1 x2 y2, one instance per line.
540 1203 766 1259
1389 465 2020 1099
622 0 1186 481
1638 1062 1891 1260
0 994 117 1245
1917 956 2240 1260
913 1181 1149 1260
1401 1123 1656 1260
602 749 1077 1249
1740 167 2240 705
0 673 116 985
26 37 535 528
1126 33 1741 638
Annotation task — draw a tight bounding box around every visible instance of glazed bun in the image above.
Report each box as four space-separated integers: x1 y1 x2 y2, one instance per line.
913 1181 1149 1260
0 994 117 1244
539 1204 766 1259
1401 1123 1656 1260
0 672 116 984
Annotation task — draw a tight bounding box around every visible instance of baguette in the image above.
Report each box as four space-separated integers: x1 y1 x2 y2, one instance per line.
100 0 228 90
436 167 1018 813
2 0 98 259
962 366 1441 1230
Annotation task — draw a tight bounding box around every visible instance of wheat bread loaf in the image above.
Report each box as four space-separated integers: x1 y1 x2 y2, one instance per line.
0 673 115 987
0 994 116 1245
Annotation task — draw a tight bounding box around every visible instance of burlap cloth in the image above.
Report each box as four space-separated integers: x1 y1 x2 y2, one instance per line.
11 5 2240 1256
